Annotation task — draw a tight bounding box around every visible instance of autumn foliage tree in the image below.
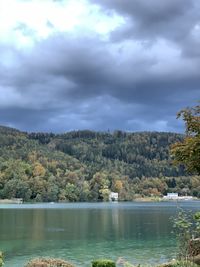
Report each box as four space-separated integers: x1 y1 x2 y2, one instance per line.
171 103 200 174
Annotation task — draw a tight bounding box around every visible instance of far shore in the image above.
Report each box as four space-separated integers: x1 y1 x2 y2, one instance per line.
0 197 199 204
133 196 198 202
0 198 23 204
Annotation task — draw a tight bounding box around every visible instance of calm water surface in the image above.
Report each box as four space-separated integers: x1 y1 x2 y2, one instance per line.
0 201 200 267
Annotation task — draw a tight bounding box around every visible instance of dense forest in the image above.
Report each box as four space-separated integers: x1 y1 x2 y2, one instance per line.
0 125 200 202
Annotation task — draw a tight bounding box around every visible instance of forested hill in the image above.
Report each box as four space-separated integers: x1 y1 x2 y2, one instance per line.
29 130 185 178
0 126 199 201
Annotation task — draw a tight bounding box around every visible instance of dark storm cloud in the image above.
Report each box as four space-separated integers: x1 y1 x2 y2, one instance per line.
94 0 200 65
94 0 199 42
0 0 200 132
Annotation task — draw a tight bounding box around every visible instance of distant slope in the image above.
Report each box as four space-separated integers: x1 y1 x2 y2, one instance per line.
0 125 22 135
29 130 185 178
0 126 199 201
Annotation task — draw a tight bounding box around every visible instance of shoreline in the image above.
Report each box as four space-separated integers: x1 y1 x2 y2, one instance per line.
0 197 199 204
0 198 23 204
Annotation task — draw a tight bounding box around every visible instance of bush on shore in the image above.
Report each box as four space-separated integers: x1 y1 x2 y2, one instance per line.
24 258 75 267
92 259 116 267
0 252 3 267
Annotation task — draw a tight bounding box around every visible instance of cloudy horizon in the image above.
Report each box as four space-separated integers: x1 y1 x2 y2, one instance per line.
0 0 200 133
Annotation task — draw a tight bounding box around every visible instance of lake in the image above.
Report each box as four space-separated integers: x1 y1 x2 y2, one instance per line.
0 201 200 267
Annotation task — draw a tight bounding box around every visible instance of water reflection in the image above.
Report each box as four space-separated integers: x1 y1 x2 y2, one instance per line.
0 201 200 267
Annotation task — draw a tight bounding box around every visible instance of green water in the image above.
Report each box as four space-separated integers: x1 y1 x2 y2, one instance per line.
0 201 200 267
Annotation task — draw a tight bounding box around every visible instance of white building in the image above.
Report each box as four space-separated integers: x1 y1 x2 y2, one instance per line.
163 193 193 200
163 193 179 200
109 192 119 201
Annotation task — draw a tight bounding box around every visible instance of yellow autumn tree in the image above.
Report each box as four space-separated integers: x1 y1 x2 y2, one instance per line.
171 103 200 174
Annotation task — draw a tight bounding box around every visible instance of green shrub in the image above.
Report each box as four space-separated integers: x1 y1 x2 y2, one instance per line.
169 260 199 267
24 257 75 267
173 210 200 261
92 259 116 267
0 252 3 267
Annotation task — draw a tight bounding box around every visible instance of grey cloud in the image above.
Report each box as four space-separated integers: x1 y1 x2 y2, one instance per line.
94 0 200 64
0 0 200 132
94 0 199 42
95 0 190 22
13 33 198 105
0 107 56 132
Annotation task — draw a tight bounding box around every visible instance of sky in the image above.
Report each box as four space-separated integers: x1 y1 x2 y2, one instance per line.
0 0 200 133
